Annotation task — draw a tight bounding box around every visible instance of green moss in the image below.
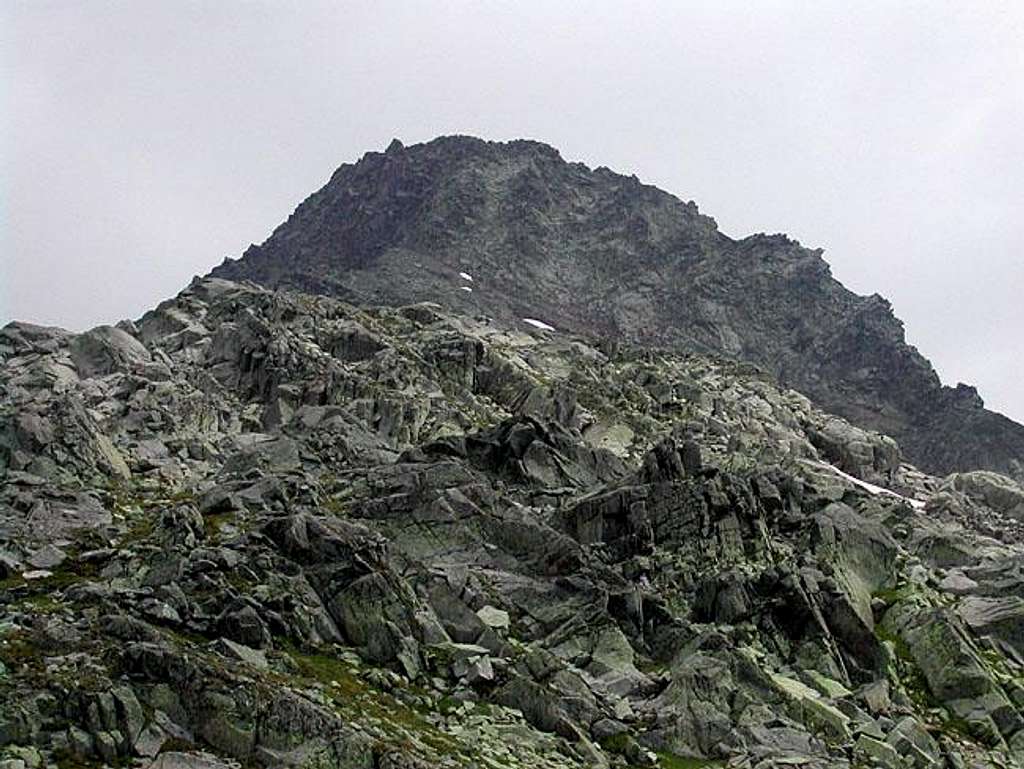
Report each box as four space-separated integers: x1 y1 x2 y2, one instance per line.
630 655 671 671
165 625 213 648
472 701 497 717
621 743 726 769
284 647 462 757
0 631 45 675
288 649 366 699
20 594 63 612
873 622 910 663
203 511 234 539
52 750 108 769
156 736 198 754
599 732 631 753
871 584 915 605
941 714 982 742
436 695 460 715
1 555 98 612
978 647 1013 679
223 569 253 593
169 489 196 504
874 623 935 711
321 496 349 516
655 754 725 769
0 574 25 592
120 516 155 546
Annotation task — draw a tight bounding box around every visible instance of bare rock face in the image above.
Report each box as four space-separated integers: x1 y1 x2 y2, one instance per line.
210 135 1024 483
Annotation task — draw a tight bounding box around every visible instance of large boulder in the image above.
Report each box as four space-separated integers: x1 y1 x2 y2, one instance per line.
806 418 900 484
958 596 1024 658
647 651 746 757
812 502 897 674
69 325 152 378
947 471 1024 520
555 486 654 559
882 597 1022 744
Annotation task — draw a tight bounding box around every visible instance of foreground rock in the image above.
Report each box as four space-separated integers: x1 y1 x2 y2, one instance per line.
2 278 1023 769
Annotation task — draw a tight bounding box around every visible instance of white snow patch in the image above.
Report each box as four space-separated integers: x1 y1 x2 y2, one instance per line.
522 318 555 332
459 272 474 282
459 286 473 292
808 460 926 509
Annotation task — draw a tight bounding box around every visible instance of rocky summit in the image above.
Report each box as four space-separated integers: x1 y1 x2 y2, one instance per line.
1 140 1024 769
211 136 1024 483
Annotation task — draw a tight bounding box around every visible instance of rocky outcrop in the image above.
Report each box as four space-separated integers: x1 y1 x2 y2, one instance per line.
2 279 1023 769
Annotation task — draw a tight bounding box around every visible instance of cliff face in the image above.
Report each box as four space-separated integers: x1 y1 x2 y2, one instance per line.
211 135 1023 481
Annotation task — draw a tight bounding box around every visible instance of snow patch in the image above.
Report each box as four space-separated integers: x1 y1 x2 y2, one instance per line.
459 272 474 282
459 286 473 292
522 318 555 332
808 460 925 509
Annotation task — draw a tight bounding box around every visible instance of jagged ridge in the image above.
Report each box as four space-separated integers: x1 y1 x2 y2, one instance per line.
211 135 1024 482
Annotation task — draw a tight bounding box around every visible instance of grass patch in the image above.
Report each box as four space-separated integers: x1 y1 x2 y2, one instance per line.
599 732 631 753
52 750 108 769
203 510 234 539
655 754 726 769
284 647 461 757
871 584 916 605
874 623 935 712
119 516 155 546
288 649 366 699
321 496 349 516
0 574 26 592
1 554 99 611
0 630 45 675
20 593 63 613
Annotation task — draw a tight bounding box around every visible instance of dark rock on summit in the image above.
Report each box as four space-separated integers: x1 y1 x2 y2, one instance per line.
211 135 1024 482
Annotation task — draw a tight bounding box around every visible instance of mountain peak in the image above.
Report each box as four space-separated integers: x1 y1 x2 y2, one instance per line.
210 136 1024 482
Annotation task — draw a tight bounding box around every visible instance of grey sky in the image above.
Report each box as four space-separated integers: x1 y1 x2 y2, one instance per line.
3 1 1022 422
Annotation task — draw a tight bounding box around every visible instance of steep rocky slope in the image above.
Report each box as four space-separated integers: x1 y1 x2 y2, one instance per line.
210 136 1024 483
4 278 1024 769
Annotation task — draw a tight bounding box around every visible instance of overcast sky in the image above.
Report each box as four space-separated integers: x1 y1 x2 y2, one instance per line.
3 1 1022 422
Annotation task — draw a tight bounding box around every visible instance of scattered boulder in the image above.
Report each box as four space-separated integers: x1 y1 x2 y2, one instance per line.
948 471 1024 519
69 325 152 378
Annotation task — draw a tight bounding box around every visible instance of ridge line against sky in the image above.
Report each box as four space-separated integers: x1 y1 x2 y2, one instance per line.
2 1 1022 422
